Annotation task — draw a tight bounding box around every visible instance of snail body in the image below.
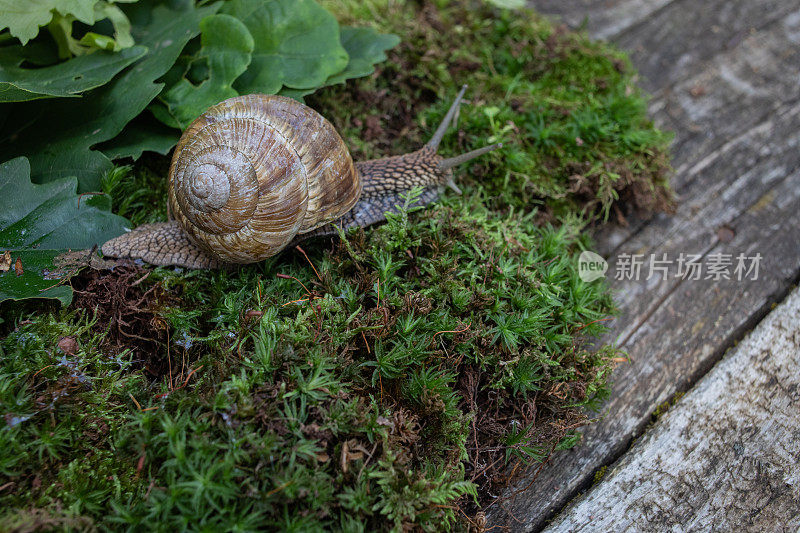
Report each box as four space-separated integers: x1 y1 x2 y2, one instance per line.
102 87 500 269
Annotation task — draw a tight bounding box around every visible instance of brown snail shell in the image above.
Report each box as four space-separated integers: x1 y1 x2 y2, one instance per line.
168 94 361 263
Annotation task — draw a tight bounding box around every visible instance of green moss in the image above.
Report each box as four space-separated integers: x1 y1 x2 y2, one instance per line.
0 1 672 530
313 0 674 221
1 190 618 529
592 465 608 485
651 391 686 421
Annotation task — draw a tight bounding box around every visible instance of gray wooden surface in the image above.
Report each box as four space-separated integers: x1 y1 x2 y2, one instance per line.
488 1 800 530
545 287 800 532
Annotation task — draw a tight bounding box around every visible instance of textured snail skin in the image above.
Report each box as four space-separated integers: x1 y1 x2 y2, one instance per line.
101 222 223 269
101 89 496 269
302 146 445 240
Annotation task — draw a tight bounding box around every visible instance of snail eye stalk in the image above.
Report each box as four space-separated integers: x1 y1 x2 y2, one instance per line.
426 84 503 174
427 84 469 151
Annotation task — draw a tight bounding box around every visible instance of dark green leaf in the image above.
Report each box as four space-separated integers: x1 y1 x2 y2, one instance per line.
0 157 129 305
0 250 74 305
0 44 146 102
0 0 219 192
99 116 179 161
222 0 348 94
278 26 399 100
154 13 254 129
324 26 399 86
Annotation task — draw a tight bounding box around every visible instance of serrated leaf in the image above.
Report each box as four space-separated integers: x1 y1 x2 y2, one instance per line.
0 0 61 45
155 13 254 129
54 0 97 24
0 0 219 192
278 26 399 100
222 0 348 94
0 44 146 102
43 1 135 58
0 157 130 305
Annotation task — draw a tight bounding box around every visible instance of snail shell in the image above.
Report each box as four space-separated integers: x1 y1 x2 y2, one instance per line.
168 94 361 263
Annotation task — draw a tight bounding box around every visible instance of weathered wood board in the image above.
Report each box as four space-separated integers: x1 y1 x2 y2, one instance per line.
488 2 800 530
614 0 800 94
594 1 800 256
544 286 800 532
527 0 673 40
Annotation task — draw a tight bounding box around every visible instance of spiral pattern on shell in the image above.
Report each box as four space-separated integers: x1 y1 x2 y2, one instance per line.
168 94 361 263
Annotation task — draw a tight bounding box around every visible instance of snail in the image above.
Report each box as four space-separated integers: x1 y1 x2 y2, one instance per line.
101 85 500 269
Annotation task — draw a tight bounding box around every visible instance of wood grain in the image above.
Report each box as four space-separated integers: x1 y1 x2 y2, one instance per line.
489 99 800 533
529 0 674 40
544 287 800 532
593 5 800 256
487 5 800 530
614 0 799 93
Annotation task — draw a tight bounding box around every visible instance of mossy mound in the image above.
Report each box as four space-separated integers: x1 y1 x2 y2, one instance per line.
315 0 674 222
0 1 670 530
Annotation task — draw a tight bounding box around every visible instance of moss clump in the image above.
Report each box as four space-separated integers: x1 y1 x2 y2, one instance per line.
0 1 670 530
1 190 618 530
313 0 674 222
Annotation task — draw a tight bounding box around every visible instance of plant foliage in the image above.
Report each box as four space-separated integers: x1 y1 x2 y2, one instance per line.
0 0 672 530
315 0 674 221
0 157 128 305
0 0 400 188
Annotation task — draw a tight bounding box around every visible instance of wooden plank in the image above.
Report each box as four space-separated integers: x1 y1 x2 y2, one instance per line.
614 0 800 93
604 99 800 335
529 0 674 40
486 17 800 532
593 6 800 256
488 120 800 530
649 10 800 183
544 287 800 532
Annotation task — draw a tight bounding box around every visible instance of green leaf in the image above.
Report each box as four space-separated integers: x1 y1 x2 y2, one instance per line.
0 0 96 45
154 13 254 129
278 26 399 100
54 0 97 23
79 32 119 51
0 249 74 305
221 0 348 94
325 26 399 86
99 116 179 160
47 1 135 58
94 1 135 49
0 0 219 192
0 157 130 305
0 44 146 102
